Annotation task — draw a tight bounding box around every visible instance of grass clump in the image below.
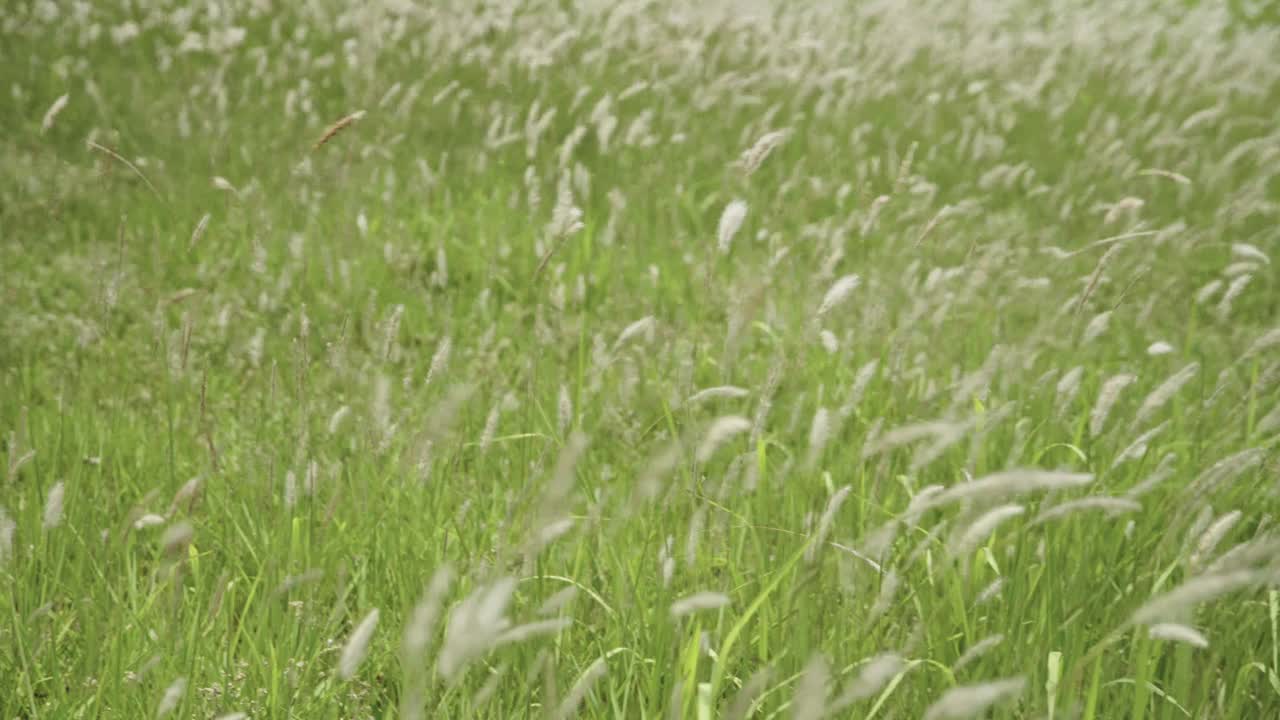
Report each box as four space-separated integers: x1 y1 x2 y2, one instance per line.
2 0 1280 717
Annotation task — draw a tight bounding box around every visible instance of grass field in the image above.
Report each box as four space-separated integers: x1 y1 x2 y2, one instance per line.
3 0 1280 717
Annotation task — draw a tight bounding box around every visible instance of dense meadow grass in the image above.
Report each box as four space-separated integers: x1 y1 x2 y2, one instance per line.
3 0 1280 717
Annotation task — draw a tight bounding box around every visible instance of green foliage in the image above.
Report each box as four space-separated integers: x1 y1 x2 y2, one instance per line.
2 0 1280 717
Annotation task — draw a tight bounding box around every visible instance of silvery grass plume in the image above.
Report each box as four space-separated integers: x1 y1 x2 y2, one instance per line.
913 470 1094 515
212 175 240 198
1056 366 1084 411
156 677 187 718
557 384 574 435
1243 327 1280 362
687 385 750 405
404 566 455 659
819 329 839 353
135 513 166 530
817 274 860 317
670 591 730 618
1188 510 1243 571
1112 421 1167 468
726 667 774 720
41 92 69 133
1232 242 1271 265
1125 453 1178 498
328 405 350 435
1148 623 1209 648
536 431 589 525
188 212 210 249
790 654 830 720
613 315 655 352
547 174 585 240
555 656 607 720
805 484 851 563
1090 372 1137 437
696 416 751 463
737 128 790 175
1031 497 1141 526
160 520 194 558
922 677 1026 720
717 200 748 253
402 567 455 720
1195 279 1224 306
339 609 380 680
976 578 1004 606
494 617 572 646
953 634 1005 671
0 506 14 564
1186 447 1265 499
860 195 891 236
437 577 516 680
862 420 964 459
478 394 504 452
804 406 833 470
1131 570 1270 625
948 505 1025 561
43 480 65 529
213 714 247 720
1216 273 1252 320
684 506 705 569
1132 362 1199 427
537 585 579 617
1205 535 1280 575
1082 310 1111 343
838 359 880 418
910 421 972 472
1259 402 1280 435
1147 340 1175 356
867 570 901 625
830 653 905 710
167 477 202 517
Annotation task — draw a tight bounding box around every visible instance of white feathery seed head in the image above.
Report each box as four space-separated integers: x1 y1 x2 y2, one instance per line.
687 386 751 404
717 199 748 253
696 415 751 462
557 384 574 435
614 316 655 350
669 591 731 618
737 128 791 175
1082 310 1111 343
950 505 1025 559
44 481 65 529
426 336 452 386
1232 243 1270 265
818 274 861 317
1148 623 1209 648
924 470 1094 510
922 677 1027 720
1032 497 1141 525
134 513 166 530
0 506 14 565
42 93 70 133
834 653 904 706
1132 570 1264 625
1090 372 1137 437
404 565 454 657
339 608 381 680
806 484 851 563
805 406 833 468
556 656 607 720
1134 362 1198 427
156 677 187 718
